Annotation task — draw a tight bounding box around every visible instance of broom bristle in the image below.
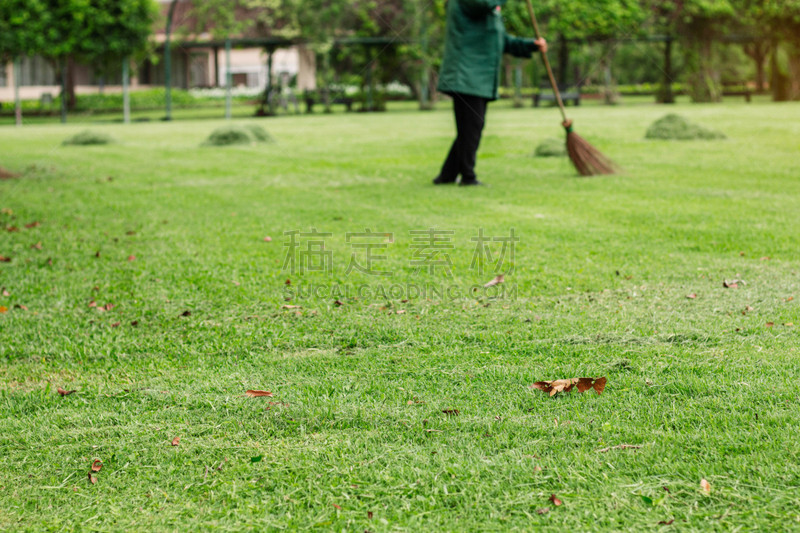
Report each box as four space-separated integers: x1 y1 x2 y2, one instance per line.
566 131 616 177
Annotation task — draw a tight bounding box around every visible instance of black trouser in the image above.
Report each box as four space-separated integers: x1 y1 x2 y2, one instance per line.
438 93 488 183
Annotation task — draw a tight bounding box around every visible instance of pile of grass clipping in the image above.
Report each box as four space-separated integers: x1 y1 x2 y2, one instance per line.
203 124 275 146
645 113 726 140
534 137 567 157
63 130 114 146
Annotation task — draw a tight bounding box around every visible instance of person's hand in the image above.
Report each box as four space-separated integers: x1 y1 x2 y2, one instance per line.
534 37 547 53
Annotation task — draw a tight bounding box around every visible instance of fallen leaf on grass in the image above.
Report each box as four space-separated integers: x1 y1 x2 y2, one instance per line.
6 226 19 233
57 387 77 396
531 377 607 397
2 289 9 296
596 444 642 453
484 274 504 288
171 437 180 446
723 281 739 289
442 409 460 416
686 293 697 299
659 519 675 525
332 504 341 510
549 494 562 506
31 242 42 250
91 460 103 472
334 300 344 307
88 300 97 308
0 306 7 314
786 296 794 302
536 508 549 515
760 256 771 261
0 256 11 263
281 305 301 310
766 322 774 328
263 236 272 242
700 479 711 493
785 322 794 327
245 390 274 397
127 255 136 262
180 310 191 317
111 322 120 328
25 221 41 229
368 511 374 519
88 473 97 485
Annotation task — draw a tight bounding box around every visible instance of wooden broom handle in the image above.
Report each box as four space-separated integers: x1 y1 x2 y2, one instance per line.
524 0 569 124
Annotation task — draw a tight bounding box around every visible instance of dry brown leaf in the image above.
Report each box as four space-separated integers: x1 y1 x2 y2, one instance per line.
484 274 505 288
784 322 794 327
88 473 97 485
332 504 341 510
111 322 120 328
57 387 76 396
15 304 28 311
700 479 711 493
786 296 794 302
25 221 41 229
127 255 136 262
91 460 103 472
723 281 739 289
6 226 19 233
31 242 42 250
282 304 301 310
245 390 274 397
367 511 374 520
549 494 563 506
88 300 97 308
536 508 550 515
531 377 607 397
760 256 771 261
180 310 191 317
171 436 180 446
334 300 344 307
0 306 7 314
659 520 675 525
442 409 460 416
1 289 9 297
686 293 697 299
766 322 775 328
263 236 272 242
0 256 11 263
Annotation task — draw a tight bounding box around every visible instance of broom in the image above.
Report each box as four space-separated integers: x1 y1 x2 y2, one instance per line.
525 0 616 176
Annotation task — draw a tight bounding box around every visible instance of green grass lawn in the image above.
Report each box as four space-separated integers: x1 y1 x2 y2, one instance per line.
1 100 799 531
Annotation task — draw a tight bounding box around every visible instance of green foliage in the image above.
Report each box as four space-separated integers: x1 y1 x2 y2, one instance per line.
645 113 726 140
534 137 567 157
62 129 115 145
202 124 274 146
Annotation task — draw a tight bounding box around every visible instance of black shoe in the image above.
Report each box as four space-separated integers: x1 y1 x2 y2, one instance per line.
433 175 457 185
459 179 486 187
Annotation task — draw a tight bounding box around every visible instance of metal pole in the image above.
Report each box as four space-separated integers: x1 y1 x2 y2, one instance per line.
123 57 130 124
225 38 232 120
14 57 22 126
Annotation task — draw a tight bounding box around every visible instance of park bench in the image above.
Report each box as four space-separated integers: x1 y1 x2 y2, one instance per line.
304 90 354 113
533 84 581 107
721 84 752 102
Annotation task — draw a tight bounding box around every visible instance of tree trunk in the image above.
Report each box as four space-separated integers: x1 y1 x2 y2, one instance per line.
66 55 77 111
743 41 769 93
771 41 791 102
658 38 675 104
686 26 721 103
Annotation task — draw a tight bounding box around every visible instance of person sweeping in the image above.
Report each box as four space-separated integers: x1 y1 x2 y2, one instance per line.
434 0 547 187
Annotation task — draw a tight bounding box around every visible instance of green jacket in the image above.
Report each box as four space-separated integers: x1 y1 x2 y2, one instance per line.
437 0 539 101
